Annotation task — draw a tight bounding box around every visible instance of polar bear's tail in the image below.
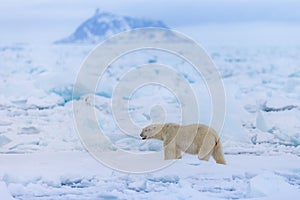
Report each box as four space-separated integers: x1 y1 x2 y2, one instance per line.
212 138 226 165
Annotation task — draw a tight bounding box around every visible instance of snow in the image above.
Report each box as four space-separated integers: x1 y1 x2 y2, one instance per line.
1 43 300 198
250 172 300 199
0 181 14 200
0 152 299 199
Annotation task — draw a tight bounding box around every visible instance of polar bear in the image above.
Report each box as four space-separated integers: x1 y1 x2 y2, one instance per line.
140 123 226 164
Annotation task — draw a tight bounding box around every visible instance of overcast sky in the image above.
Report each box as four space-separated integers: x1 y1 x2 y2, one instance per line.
0 0 299 44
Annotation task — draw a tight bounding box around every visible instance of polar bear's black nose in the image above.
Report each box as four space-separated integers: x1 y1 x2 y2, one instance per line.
140 132 146 140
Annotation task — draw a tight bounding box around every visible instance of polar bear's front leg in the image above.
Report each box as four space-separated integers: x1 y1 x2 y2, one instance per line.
163 140 177 160
176 147 182 159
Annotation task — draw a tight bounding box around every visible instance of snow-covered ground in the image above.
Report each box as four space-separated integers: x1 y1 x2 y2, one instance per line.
1 152 300 199
1 43 300 199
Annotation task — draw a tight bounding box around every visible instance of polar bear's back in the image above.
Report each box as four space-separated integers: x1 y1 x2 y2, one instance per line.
164 123 219 154
165 123 219 138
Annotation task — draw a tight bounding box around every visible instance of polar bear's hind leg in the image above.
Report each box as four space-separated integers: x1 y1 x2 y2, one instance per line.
197 147 214 161
197 133 215 161
212 139 226 165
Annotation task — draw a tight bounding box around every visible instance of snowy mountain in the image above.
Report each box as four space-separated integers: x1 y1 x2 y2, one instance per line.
55 9 168 44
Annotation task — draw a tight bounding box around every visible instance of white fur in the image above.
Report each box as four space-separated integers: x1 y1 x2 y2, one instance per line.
140 123 226 164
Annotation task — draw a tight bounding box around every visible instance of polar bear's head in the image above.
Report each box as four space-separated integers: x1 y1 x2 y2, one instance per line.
140 124 164 140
